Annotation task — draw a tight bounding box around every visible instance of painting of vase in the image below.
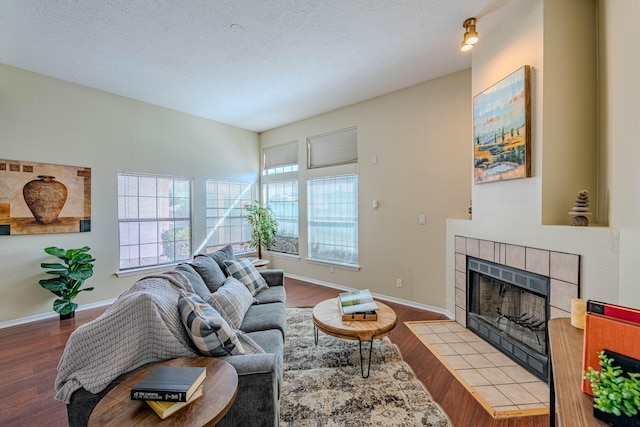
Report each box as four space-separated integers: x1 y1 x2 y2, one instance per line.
0 160 91 235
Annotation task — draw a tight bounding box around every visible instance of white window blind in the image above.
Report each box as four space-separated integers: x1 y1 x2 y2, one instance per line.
264 141 298 170
307 127 358 169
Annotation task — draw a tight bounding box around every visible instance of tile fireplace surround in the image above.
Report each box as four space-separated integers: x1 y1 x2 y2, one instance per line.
454 235 580 328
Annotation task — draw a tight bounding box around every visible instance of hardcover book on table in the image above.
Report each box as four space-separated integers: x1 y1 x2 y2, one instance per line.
338 289 379 320
582 312 640 395
146 385 204 419
131 366 206 402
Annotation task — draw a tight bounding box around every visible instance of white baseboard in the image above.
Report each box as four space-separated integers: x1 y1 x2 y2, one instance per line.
0 299 116 329
285 273 454 319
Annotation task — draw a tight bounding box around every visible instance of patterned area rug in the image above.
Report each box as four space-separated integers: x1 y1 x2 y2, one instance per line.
280 308 453 426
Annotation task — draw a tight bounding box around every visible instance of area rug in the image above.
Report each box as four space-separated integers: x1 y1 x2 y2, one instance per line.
280 308 453 426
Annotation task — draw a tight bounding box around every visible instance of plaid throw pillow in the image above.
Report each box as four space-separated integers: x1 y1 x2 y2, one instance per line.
206 277 255 329
223 258 269 296
178 290 244 357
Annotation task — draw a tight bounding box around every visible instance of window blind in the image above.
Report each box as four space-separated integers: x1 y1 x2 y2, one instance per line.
263 141 298 170
307 127 358 169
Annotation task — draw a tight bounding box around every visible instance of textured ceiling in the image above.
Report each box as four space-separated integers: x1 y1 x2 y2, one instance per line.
0 0 529 132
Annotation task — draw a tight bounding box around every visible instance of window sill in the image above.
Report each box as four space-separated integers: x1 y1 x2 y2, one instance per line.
264 250 301 261
305 258 360 271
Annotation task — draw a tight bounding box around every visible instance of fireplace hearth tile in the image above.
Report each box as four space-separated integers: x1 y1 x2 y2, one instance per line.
474 385 510 407
406 320 549 419
495 383 539 405
468 340 498 353
449 342 477 355
442 355 473 370
430 343 456 356
480 367 516 385
455 236 467 254
457 368 491 386
502 365 539 383
461 353 494 368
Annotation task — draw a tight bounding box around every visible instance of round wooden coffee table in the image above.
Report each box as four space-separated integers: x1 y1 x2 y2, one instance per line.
312 298 398 378
88 356 238 426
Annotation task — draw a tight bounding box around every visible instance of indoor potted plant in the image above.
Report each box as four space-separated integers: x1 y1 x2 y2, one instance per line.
39 246 95 319
244 201 278 259
584 350 640 426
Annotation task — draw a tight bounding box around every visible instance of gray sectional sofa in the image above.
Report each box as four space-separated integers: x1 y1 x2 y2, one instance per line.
58 245 286 427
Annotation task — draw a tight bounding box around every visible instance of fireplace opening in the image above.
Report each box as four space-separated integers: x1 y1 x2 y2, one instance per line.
466 257 550 383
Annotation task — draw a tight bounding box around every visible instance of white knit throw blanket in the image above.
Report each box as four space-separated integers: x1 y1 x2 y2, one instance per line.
55 271 198 403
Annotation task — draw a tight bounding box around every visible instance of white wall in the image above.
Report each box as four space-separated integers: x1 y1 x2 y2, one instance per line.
0 64 259 324
446 0 621 315
261 70 471 312
600 0 640 305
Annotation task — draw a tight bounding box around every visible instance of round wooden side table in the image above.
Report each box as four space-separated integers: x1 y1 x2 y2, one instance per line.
312 298 398 378
88 356 238 427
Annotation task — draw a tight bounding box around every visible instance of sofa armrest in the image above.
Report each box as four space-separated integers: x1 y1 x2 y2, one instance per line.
217 353 281 427
259 269 284 287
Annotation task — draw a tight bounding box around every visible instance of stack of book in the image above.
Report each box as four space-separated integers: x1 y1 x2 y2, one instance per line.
338 289 379 321
131 365 207 419
582 300 640 395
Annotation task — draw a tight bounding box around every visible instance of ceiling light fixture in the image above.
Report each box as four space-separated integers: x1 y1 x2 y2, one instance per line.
461 17 478 52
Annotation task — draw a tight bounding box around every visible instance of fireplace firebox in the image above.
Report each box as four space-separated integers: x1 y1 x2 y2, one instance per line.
466 257 550 382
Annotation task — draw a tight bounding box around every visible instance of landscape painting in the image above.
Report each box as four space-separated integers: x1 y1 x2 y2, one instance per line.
473 65 531 184
0 160 91 235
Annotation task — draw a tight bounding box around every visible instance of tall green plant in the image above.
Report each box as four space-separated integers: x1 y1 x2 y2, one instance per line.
39 246 95 316
245 201 278 259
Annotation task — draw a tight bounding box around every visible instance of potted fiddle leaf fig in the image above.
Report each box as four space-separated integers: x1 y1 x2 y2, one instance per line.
245 201 278 259
39 246 95 319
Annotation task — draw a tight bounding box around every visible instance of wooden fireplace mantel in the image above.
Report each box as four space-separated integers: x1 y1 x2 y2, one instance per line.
548 317 606 426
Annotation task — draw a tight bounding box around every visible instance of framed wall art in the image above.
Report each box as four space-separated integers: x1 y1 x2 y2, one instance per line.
0 159 91 235
473 65 531 184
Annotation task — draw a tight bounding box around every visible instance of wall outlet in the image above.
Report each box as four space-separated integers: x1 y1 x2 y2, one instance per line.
396 278 403 288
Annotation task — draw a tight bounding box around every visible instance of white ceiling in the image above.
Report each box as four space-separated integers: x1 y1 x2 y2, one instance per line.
0 0 529 132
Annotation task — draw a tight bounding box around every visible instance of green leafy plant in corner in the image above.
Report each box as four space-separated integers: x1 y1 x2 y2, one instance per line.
39 246 95 316
245 201 278 259
584 350 640 417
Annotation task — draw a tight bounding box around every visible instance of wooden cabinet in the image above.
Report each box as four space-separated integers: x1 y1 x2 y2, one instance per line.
548 318 606 426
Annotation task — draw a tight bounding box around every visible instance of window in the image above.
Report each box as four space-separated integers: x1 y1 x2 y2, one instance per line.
262 141 299 255
263 141 298 175
118 173 192 270
307 175 359 266
306 127 359 266
205 180 254 253
263 180 299 255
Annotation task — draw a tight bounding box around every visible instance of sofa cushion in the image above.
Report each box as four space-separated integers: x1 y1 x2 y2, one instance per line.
224 258 269 296
174 263 211 299
241 302 286 338
178 290 244 357
190 255 227 292
253 285 286 305
206 244 235 275
206 277 255 329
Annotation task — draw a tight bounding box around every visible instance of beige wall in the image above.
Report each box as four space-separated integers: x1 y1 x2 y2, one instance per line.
600 0 640 304
260 70 471 313
0 64 259 324
446 0 621 315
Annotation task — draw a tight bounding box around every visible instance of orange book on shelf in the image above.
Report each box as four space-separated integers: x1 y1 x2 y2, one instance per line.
582 312 640 395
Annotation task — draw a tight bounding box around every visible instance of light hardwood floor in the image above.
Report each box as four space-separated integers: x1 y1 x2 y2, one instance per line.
0 277 549 426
